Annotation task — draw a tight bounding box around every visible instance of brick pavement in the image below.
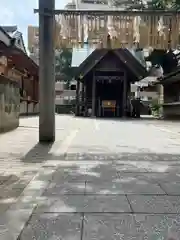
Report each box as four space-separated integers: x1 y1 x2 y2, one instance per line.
0 116 180 240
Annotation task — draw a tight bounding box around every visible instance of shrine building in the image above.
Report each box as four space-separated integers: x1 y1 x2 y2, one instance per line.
73 47 148 118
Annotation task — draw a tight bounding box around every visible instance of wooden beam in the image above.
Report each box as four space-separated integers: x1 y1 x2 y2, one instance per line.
34 9 180 16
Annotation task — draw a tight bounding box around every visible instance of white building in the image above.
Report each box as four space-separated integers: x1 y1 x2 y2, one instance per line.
55 81 76 106
74 0 129 10
131 77 158 101
27 26 39 65
75 0 112 10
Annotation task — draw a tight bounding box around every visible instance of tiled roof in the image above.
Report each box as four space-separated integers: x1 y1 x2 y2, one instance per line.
0 26 12 46
1 26 27 54
1 26 17 34
74 48 148 81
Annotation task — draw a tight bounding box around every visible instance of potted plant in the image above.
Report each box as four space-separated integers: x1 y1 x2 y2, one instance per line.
150 100 162 117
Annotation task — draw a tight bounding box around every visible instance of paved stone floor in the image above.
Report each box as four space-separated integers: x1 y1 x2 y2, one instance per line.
1 115 180 239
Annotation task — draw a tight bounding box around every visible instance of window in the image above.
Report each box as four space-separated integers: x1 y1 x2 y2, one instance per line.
82 0 107 4
70 84 76 90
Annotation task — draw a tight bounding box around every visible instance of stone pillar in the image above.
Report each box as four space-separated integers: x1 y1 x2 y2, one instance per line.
76 80 80 115
122 78 127 117
158 84 164 118
39 0 55 142
82 82 85 104
81 82 85 116
92 72 96 117
84 83 88 116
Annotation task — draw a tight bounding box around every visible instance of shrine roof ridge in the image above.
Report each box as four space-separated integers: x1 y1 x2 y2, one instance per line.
75 48 148 81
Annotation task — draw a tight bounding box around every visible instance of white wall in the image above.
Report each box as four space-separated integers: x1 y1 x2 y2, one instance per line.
76 2 111 10
55 82 66 91
131 84 158 100
55 82 76 105
75 0 120 9
0 80 19 132
29 53 39 65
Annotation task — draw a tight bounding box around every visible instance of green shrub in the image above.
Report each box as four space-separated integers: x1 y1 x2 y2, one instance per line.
150 100 162 116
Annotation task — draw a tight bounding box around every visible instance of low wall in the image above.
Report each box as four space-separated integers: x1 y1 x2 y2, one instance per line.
20 100 39 116
0 76 20 133
55 104 75 114
163 102 180 119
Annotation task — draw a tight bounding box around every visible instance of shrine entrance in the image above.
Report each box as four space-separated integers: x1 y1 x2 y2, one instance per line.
96 71 124 117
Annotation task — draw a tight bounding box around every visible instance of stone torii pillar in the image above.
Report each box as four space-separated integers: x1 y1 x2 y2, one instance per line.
75 80 80 116
39 0 55 142
92 71 96 117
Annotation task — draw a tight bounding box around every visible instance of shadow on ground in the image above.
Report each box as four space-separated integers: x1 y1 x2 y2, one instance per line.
19 142 180 197
17 145 180 240
2 144 180 239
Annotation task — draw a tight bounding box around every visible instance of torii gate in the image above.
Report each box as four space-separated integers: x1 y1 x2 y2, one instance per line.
37 0 180 142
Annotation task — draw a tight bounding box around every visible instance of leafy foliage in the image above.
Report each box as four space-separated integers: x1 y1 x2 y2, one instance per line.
124 0 180 9
150 99 162 116
55 48 73 88
146 0 180 9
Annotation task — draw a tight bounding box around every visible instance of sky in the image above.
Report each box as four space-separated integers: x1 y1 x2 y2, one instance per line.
0 0 67 48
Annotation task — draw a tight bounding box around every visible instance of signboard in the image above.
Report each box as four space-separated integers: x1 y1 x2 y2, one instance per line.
0 56 7 75
102 100 116 108
0 56 7 66
8 69 21 82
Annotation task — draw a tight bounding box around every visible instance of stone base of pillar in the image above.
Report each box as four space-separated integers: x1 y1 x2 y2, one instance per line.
39 136 55 143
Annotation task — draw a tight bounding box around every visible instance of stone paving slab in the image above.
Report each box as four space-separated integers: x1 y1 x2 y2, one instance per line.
0 175 12 183
2 178 32 190
114 154 180 162
0 167 57 240
114 160 180 166
85 180 165 195
52 170 118 183
85 163 148 175
114 161 180 173
83 214 180 240
0 187 24 199
0 200 16 214
118 172 180 184
43 182 86 196
35 195 131 213
85 168 121 182
111 163 148 172
127 195 180 214
65 153 121 161
19 213 82 240
0 209 34 240
146 165 180 173
35 195 85 213
47 162 180 185
159 182 180 195
83 195 131 213
52 166 87 182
